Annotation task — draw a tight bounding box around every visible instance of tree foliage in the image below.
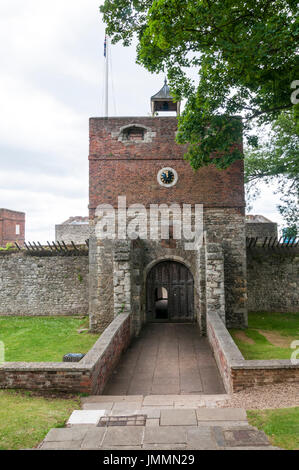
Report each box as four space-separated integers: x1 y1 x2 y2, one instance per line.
101 0 299 169
245 111 299 233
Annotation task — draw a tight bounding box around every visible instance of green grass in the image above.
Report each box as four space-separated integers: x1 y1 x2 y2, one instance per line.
247 407 299 450
230 312 299 360
0 316 100 362
0 389 80 450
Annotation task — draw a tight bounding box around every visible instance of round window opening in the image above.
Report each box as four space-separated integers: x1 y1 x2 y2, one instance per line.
157 167 178 187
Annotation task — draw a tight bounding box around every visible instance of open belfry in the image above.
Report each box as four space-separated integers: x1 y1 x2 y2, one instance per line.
88 81 247 334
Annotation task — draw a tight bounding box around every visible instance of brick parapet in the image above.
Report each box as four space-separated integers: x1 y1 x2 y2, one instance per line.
207 311 299 392
0 313 131 394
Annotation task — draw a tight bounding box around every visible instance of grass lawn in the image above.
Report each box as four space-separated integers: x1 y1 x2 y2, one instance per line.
0 389 80 450
0 316 100 362
230 312 299 360
247 407 299 450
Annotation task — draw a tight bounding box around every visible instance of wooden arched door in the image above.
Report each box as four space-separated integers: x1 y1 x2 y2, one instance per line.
146 261 194 322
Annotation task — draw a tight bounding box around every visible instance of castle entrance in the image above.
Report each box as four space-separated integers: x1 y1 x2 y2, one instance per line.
146 261 194 322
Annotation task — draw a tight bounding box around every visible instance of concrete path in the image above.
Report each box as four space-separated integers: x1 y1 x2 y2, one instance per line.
104 323 225 395
39 395 277 450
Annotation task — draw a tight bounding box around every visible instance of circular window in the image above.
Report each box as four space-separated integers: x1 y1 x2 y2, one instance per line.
157 167 178 187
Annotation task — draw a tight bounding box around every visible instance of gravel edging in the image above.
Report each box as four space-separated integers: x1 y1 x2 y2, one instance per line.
218 383 299 409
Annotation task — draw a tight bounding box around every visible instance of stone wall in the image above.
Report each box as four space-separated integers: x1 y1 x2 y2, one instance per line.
89 205 247 333
246 222 278 239
0 252 88 316
55 224 92 244
247 248 299 312
0 313 131 394
204 208 247 328
205 240 226 324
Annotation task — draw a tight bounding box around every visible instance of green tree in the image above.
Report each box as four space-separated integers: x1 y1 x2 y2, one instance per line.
245 111 299 233
101 0 298 169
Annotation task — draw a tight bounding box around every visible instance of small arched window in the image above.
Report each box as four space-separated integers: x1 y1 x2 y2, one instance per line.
123 126 145 141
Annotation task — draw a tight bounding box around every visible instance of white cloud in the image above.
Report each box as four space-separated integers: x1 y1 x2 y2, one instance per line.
0 0 285 242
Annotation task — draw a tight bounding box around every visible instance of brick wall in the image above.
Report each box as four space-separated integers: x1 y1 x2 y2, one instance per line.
89 117 245 213
0 313 131 394
247 248 299 312
0 252 88 316
207 311 299 392
0 209 25 247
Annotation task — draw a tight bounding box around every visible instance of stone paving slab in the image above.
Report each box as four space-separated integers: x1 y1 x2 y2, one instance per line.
103 426 144 447
187 427 219 450
144 426 187 445
160 409 197 426
40 441 82 450
197 408 247 421
82 402 114 410
81 395 143 404
39 398 274 451
44 426 91 442
67 410 106 425
111 402 142 416
81 428 106 449
146 418 160 427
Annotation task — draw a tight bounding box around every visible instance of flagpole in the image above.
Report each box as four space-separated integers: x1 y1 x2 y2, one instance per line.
104 34 109 117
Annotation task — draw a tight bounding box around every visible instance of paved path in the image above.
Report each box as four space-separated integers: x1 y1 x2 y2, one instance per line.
104 323 225 395
39 395 277 450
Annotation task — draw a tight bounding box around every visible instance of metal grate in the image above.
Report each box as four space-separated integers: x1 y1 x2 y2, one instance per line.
98 415 147 427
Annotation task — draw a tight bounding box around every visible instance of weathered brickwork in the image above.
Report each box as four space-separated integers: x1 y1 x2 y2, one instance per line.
247 248 299 313
89 117 244 212
0 252 88 316
88 116 247 332
0 313 131 394
0 208 25 248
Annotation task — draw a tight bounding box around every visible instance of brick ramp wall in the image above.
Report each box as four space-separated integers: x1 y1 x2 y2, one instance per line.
207 311 299 392
0 313 131 394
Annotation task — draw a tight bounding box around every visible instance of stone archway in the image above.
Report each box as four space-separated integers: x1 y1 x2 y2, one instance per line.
146 260 194 322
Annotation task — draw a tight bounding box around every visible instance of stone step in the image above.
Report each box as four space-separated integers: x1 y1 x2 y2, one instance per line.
68 407 248 427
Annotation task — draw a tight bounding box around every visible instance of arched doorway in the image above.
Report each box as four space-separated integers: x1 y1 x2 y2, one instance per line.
146 261 194 322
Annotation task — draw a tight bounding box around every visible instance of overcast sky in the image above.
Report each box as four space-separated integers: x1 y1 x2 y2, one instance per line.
0 1 284 243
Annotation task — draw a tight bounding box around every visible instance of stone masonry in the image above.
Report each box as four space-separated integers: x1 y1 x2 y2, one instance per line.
88 116 247 333
0 252 88 316
247 247 299 313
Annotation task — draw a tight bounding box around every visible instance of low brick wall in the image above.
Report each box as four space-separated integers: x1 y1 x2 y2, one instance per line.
0 313 131 394
207 311 299 392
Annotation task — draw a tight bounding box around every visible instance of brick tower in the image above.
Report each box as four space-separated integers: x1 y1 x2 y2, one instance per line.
0 208 25 248
88 82 247 334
